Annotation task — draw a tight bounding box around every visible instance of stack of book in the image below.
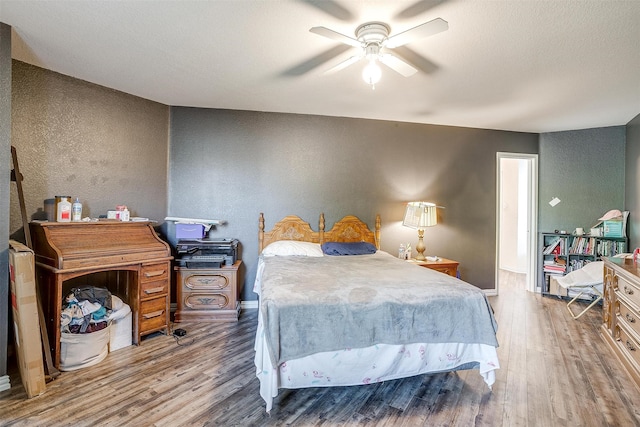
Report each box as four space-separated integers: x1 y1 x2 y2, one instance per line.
543 259 566 275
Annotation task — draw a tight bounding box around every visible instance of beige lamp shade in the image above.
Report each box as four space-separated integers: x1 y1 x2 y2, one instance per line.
403 202 438 229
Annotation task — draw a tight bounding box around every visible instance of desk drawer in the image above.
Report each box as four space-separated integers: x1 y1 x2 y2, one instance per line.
140 263 169 283
139 297 168 332
140 279 168 298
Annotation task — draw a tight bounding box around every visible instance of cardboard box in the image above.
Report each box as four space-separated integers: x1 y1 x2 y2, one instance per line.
548 276 568 297
9 240 46 398
175 223 206 239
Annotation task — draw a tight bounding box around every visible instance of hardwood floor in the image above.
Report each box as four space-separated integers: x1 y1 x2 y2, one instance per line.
2 273 640 426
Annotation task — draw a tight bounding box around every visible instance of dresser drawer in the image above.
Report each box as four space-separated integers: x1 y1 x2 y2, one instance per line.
615 323 640 370
616 274 640 308
184 292 231 310
617 299 640 338
139 297 168 332
183 271 235 291
140 263 169 283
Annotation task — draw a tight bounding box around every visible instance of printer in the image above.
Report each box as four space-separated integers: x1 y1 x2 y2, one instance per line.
175 238 239 268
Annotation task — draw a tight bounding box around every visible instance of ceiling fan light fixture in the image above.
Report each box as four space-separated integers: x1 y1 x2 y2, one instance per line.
362 59 381 87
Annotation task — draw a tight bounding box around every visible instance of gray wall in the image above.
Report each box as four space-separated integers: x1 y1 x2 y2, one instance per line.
539 127 626 234
168 108 539 299
0 23 12 387
10 61 170 234
625 113 640 249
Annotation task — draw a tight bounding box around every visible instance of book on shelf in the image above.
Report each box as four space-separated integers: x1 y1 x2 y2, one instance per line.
543 237 562 254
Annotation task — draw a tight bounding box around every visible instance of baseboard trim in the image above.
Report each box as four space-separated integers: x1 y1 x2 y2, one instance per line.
241 300 258 309
0 375 10 392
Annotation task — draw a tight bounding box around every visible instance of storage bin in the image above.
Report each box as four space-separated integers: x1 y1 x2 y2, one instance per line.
59 325 110 371
109 309 132 352
176 223 206 239
108 295 132 352
603 220 623 237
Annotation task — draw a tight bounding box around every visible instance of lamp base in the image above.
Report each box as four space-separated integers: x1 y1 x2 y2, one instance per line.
415 229 426 261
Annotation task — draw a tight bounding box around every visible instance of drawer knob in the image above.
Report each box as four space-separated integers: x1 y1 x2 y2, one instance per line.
143 309 164 319
144 269 166 278
626 313 636 323
624 285 634 295
626 340 637 352
144 286 164 294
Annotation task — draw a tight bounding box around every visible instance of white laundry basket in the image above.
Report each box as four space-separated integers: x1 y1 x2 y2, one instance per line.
109 295 132 352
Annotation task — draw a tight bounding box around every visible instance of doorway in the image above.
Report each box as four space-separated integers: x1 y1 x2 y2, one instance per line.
496 153 538 293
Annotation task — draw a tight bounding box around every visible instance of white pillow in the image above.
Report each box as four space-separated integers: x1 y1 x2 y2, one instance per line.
262 240 324 257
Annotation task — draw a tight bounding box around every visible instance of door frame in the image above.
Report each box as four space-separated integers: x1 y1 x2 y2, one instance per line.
496 152 539 294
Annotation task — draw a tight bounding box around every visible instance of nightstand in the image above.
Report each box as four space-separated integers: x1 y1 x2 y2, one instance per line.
409 257 459 278
174 261 243 322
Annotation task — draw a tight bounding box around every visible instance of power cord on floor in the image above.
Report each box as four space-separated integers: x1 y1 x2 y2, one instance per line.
169 323 194 346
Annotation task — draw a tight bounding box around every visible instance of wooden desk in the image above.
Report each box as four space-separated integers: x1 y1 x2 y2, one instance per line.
30 221 172 368
409 257 459 278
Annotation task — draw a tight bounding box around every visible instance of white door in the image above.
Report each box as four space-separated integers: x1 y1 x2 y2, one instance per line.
496 153 538 293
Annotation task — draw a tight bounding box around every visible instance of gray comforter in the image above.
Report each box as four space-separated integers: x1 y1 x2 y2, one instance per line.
259 251 498 368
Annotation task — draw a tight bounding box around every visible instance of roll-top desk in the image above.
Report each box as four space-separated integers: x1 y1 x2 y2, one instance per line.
30 221 172 368
602 257 640 388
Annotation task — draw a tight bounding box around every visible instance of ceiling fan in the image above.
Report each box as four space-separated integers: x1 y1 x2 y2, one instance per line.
309 18 448 87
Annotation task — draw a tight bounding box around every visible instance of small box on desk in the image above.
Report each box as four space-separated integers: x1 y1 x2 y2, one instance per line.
175 223 206 239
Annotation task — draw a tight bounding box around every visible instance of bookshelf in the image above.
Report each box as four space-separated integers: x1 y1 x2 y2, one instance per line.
539 232 627 295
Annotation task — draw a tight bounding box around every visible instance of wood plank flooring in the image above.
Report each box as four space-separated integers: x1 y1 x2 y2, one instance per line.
2 271 640 426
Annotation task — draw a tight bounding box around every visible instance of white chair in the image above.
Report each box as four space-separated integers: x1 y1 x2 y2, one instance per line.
555 261 604 319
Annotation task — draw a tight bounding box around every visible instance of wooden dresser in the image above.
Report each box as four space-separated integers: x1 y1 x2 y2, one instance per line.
30 221 172 368
174 261 242 322
602 257 640 388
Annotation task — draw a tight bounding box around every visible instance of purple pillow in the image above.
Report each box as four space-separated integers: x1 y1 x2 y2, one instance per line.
321 241 377 256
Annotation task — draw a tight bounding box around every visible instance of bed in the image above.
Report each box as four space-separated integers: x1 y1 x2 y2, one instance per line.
253 213 499 412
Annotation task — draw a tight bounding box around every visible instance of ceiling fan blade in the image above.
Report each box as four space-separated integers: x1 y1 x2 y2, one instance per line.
391 46 440 74
281 45 353 76
323 54 363 74
299 0 354 21
384 18 448 48
378 53 418 77
310 26 362 48
394 0 446 20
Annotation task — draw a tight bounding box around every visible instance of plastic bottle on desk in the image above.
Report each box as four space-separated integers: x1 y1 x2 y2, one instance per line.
398 244 405 259
72 197 82 221
56 197 71 222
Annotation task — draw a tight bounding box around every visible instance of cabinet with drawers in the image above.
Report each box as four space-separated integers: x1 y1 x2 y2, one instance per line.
138 262 171 340
602 257 640 388
174 261 242 322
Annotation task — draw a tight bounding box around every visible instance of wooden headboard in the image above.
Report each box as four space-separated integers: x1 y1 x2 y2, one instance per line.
323 215 380 249
258 213 381 252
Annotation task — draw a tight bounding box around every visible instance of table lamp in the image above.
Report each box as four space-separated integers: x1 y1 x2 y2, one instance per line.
403 201 438 261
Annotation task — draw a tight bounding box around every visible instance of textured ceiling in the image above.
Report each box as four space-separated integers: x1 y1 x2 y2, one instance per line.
1 0 639 133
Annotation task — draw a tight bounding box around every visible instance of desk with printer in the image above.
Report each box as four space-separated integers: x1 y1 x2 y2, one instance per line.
174 238 243 322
